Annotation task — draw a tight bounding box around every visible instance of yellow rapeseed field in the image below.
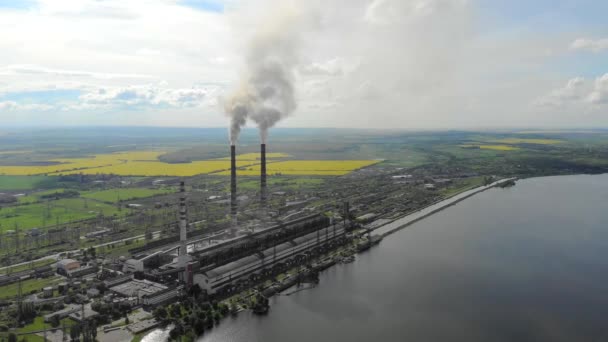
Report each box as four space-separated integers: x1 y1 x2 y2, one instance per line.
219 160 381 176
0 150 379 177
0 151 166 176
216 152 290 161
65 160 257 177
486 138 562 145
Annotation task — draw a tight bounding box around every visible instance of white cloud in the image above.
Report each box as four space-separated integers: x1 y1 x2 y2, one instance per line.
0 83 219 113
570 38 608 53
535 77 586 108
0 101 18 111
0 101 54 111
0 65 154 80
587 73 608 104
0 0 607 128
78 84 218 109
364 0 468 25
535 73 608 111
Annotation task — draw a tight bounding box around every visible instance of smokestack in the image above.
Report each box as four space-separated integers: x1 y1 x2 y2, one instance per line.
260 143 267 204
223 7 301 145
179 181 187 258
177 181 192 279
230 145 237 219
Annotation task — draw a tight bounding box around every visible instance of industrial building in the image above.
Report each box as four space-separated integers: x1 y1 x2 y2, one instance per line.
109 278 168 299
115 143 351 302
195 224 346 295
56 259 80 274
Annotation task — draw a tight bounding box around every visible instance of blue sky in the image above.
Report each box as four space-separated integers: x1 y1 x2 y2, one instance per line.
0 0 607 129
0 0 35 10
0 89 81 104
179 0 224 13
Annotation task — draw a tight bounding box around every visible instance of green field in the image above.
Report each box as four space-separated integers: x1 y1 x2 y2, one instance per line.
0 276 61 301
0 176 58 191
3 259 55 275
0 198 121 232
17 189 71 204
82 187 174 203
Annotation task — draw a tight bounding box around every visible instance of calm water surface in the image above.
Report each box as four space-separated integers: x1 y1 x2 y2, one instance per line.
191 174 608 342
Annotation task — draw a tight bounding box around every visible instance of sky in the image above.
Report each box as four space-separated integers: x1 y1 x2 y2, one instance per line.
0 0 607 129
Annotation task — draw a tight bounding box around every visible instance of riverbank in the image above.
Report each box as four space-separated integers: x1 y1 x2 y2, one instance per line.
373 177 517 237
141 177 518 342
197 174 608 342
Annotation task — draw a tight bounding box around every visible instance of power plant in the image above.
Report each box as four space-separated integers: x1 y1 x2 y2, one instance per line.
107 139 362 303
260 143 267 204
176 181 192 280
230 144 238 234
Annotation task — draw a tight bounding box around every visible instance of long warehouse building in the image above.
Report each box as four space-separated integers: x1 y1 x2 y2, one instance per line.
194 225 346 295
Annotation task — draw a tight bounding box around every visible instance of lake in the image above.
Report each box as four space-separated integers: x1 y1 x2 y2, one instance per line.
163 174 608 342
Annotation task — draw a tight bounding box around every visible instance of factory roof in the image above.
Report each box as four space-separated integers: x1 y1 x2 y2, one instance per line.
206 255 260 279
69 304 99 322
293 232 318 245
260 242 292 258
110 279 167 298
392 174 413 179
57 259 79 267
205 227 344 282
356 213 377 221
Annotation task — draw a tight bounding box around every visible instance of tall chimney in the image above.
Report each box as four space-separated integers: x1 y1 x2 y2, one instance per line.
260 143 267 204
178 181 188 267
230 145 237 220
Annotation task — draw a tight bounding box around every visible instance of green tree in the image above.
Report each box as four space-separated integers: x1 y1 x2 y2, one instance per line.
153 307 167 321
70 324 81 342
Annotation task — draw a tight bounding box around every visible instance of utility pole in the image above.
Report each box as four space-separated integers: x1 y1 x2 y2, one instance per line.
62 320 67 342
14 224 20 255
17 277 23 322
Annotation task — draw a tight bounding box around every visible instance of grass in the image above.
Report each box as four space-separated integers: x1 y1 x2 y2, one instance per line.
0 276 61 301
2 259 54 275
219 160 381 176
0 197 121 232
81 187 174 203
16 316 74 342
19 317 50 333
17 189 69 204
0 176 57 191
101 238 146 257
440 177 486 197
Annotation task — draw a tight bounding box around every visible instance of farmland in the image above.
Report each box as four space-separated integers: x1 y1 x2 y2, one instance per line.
0 197 121 232
217 152 290 160
460 144 520 151
81 187 174 203
224 160 382 176
0 151 166 176
484 138 563 145
0 176 58 191
0 150 379 177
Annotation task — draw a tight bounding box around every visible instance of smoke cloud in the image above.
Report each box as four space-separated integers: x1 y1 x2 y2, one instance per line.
224 5 302 144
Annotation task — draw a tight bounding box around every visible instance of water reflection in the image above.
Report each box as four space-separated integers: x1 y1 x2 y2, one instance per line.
195 174 608 342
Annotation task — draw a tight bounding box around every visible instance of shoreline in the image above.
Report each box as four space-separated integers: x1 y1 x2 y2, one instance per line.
144 177 521 342
373 177 517 237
